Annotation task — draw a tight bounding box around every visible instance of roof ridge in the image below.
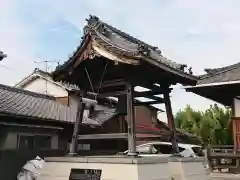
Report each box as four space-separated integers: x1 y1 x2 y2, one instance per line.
0 83 56 100
87 15 160 52
201 62 240 79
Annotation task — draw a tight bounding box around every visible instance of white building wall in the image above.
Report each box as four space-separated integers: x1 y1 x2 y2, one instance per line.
23 78 68 97
234 98 240 117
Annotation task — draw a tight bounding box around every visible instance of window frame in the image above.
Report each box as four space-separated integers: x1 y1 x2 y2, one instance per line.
17 133 52 150
152 144 186 154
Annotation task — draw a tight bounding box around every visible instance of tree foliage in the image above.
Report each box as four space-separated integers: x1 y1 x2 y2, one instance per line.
174 104 233 145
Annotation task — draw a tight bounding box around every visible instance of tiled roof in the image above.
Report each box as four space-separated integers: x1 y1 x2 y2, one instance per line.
83 105 118 126
0 84 77 122
0 84 118 125
197 62 240 84
53 15 197 82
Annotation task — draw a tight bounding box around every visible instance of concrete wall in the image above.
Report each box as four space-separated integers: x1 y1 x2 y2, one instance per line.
22 78 68 97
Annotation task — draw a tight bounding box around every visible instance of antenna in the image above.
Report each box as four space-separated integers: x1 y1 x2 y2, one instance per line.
33 60 60 94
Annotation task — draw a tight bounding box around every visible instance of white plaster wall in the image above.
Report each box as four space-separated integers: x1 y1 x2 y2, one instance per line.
68 95 79 108
23 78 68 97
234 98 240 117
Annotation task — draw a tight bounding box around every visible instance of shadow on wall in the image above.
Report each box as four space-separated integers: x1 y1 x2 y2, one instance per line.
0 149 65 180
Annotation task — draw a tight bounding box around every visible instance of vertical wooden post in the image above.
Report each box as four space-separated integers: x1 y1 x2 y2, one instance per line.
232 98 237 150
69 94 86 155
163 89 179 154
126 82 137 156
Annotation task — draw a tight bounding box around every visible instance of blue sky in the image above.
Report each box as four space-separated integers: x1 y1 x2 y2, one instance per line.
1 0 240 120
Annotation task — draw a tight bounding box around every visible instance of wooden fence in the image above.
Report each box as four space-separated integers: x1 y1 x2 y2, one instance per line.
207 145 240 172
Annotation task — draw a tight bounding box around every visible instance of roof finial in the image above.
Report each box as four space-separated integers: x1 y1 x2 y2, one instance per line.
86 15 99 22
137 44 150 56
179 64 187 71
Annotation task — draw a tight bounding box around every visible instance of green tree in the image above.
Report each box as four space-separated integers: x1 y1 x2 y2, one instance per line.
174 104 233 145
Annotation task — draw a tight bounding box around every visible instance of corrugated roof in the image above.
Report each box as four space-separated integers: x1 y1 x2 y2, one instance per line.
0 84 117 125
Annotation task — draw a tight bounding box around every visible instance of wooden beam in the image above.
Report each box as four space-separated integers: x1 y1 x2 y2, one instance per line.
134 91 164 97
163 89 179 153
97 90 126 98
69 96 85 155
134 94 164 103
126 82 137 156
134 100 164 106
96 79 126 89
135 130 170 135
77 133 128 140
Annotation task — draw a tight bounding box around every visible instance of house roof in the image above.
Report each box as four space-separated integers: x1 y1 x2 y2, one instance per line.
0 84 117 125
184 62 240 106
197 62 240 85
53 15 197 83
15 68 80 92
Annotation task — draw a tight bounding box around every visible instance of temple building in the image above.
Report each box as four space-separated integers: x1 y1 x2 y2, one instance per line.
12 67 200 154
51 15 198 154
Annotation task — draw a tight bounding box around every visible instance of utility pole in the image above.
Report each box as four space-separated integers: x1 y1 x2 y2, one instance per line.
34 60 59 94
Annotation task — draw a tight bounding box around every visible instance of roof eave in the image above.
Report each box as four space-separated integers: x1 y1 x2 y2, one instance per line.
0 111 74 124
184 79 240 89
52 34 91 79
144 57 198 85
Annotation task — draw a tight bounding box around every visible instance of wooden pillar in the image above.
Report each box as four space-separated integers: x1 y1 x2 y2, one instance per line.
232 98 237 150
69 94 85 155
126 82 137 156
163 89 179 153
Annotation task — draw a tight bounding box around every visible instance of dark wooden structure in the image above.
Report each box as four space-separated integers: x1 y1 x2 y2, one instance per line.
207 145 240 172
52 15 198 155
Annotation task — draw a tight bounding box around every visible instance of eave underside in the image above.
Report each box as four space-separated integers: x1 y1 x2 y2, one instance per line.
55 56 195 88
186 83 240 106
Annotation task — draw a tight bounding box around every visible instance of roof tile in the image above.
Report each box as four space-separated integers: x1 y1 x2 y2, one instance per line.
0 84 117 125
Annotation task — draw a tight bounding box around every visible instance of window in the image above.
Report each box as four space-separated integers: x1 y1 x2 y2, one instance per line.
18 135 35 149
18 134 51 149
192 147 204 157
152 144 185 154
35 135 51 149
